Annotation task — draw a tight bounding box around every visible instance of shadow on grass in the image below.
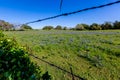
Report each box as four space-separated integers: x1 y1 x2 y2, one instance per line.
29 54 86 80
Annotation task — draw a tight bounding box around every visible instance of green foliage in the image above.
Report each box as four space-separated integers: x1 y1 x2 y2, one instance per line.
0 32 51 80
0 20 13 31
55 25 62 30
42 26 54 30
101 22 113 30
90 23 102 30
69 28 75 30
113 21 120 29
42 71 52 80
0 31 4 37
21 24 32 30
63 26 67 30
75 24 85 30
81 24 90 30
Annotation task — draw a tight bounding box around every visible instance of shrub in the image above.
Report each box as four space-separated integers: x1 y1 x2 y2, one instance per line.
90 23 102 30
42 71 52 80
0 31 51 80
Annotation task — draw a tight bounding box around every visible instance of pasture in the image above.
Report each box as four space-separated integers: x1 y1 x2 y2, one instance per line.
4 30 120 80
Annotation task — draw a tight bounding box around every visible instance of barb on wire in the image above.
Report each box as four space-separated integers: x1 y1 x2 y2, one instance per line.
29 54 86 80
60 0 63 12
25 1 120 24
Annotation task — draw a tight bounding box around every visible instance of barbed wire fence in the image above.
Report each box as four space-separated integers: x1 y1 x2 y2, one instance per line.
29 53 85 80
21 1 120 80
24 1 120 25
60 0 63 12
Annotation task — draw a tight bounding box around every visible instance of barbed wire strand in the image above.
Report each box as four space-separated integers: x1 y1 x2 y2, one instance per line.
25 1 120 25
29 54 86 80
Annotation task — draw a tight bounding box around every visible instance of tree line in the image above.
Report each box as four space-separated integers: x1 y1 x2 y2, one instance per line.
0 19 120 31
0 20 32 31
42 21 120 30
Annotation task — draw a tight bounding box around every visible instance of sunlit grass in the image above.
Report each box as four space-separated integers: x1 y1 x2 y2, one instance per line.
4 30 120 80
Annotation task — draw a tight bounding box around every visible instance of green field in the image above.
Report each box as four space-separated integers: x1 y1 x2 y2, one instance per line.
4 30 120 80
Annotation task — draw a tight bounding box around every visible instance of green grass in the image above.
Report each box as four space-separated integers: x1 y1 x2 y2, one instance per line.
4 30 120 80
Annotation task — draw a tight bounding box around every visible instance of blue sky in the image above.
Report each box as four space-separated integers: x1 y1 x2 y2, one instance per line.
0 0 120 29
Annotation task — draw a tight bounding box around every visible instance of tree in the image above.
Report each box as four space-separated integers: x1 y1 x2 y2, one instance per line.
21 24 32 30
101 22 113 30
90 23 102 30
42 26 54 30
75 24 85 30
63 26 67 30
81 24 90 30
55 25 62 30
113 21 120 29
0 20 13 30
